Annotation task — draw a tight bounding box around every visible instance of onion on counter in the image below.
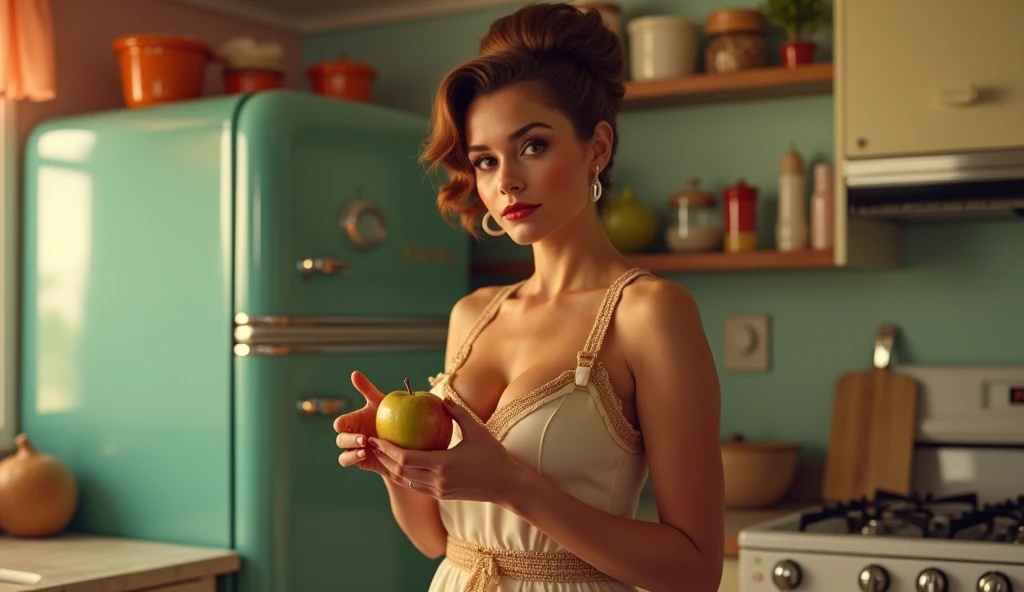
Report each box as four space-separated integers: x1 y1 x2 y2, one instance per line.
0 434 78 537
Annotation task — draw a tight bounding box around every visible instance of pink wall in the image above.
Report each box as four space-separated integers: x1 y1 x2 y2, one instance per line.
16 0 303 145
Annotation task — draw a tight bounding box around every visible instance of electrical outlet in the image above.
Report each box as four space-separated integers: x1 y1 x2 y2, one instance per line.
724 315 770 372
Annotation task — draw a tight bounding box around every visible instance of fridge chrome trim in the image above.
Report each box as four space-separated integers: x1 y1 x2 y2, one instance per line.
234 343 446 356
232 314 449 356
234 313 449 327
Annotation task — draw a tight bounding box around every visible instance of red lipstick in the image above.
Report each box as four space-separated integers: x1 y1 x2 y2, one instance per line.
502 202 540 221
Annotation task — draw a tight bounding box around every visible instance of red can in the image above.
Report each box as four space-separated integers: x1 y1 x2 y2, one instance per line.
723 179 758 252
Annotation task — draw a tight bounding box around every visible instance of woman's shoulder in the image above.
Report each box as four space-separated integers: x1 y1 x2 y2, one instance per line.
615 275 717 403
442 284 511 365
619 274 700 322
614 274 704 348
450 284 507 325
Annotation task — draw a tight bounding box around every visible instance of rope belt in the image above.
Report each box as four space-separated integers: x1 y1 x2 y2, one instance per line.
445 536 615 591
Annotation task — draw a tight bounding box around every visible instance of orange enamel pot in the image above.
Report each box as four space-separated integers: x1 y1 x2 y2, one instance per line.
307 58 377 103
113 34 212 108
224 69 284 94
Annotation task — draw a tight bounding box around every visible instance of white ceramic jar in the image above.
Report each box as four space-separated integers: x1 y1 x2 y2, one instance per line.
626 15 698 81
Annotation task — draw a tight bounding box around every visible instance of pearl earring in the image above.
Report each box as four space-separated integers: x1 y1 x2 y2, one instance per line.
591 165 603 202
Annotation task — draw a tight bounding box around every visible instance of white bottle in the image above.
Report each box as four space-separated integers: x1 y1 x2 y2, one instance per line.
776 145 808 251
811 163 835 251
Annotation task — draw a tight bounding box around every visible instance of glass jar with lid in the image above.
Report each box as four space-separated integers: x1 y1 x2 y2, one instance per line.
665 178 721 252
704 9 767 73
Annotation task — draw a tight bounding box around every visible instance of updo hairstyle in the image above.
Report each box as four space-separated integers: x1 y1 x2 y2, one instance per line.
419 3 626 236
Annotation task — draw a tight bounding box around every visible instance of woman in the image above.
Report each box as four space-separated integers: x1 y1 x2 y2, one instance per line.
334 3 724 591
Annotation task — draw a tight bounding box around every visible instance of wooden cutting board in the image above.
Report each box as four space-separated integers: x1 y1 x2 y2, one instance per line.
821 366 920 503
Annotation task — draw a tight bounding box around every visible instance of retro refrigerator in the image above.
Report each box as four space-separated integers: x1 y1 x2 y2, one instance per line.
20 90 469 591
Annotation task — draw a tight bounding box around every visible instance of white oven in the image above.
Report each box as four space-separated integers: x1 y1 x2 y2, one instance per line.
738 365 1024 592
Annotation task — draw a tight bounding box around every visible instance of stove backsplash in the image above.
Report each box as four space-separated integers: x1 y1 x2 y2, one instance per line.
898 365 1024 504
914 447 1024 505
898 365 1024 445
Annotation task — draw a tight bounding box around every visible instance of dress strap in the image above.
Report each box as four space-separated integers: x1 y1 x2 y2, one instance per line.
446 280 525 374
575 267 652 387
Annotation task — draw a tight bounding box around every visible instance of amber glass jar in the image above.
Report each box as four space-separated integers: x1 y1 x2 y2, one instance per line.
704 9 767 73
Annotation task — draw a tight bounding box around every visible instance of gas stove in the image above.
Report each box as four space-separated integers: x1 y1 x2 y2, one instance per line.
797 490 1023 543
739 365 1024 592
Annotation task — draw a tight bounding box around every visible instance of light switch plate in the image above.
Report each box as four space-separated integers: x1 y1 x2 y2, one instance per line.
724 315 770 372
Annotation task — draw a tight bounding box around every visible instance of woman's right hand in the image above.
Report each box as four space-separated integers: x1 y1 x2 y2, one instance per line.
334 370 389 476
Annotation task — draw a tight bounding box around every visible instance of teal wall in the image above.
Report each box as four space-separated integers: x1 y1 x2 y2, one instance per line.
304 1 1024 461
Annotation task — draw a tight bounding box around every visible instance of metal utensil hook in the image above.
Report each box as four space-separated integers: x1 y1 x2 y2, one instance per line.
873 324 897 369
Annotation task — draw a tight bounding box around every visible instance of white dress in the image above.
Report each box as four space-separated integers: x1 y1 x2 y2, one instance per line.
425 268 652 592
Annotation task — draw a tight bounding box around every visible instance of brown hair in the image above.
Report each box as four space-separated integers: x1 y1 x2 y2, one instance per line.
419 2 625 237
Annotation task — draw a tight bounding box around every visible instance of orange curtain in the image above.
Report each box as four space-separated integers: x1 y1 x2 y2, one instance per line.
0 0 55 101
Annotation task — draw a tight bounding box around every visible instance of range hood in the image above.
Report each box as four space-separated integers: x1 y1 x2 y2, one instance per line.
845 149 1024 220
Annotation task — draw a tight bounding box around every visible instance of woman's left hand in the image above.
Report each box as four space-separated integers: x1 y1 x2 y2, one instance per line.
369 398 526 504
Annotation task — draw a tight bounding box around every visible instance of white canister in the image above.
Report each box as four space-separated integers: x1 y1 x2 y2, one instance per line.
626 15 698 82
776 145 808 252
810 163 835 251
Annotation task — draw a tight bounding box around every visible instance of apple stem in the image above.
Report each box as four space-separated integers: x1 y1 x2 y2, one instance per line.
404 377 414 397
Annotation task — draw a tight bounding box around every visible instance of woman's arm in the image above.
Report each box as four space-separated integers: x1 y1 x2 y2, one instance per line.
380 476 447 558
500 280 725 592
379 287 503 559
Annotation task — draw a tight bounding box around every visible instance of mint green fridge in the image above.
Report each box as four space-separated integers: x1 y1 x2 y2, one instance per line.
20 90 468 591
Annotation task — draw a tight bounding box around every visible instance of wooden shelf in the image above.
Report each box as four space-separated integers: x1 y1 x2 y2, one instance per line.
622 63 834 110
471 249 836 277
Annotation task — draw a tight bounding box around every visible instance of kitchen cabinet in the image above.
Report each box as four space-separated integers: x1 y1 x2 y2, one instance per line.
839 0 1024 158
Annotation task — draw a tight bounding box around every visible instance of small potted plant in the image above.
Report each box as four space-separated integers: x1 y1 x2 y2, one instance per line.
761 0 829 68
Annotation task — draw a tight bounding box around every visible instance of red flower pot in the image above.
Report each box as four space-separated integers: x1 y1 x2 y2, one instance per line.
780 41 817 68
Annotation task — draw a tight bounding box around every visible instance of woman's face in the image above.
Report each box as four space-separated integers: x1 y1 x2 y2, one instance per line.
465 82 608 244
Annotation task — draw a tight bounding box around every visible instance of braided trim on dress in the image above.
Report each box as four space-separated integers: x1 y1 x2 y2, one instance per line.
445 535 614 590
586 361 643 453
486 371 577 441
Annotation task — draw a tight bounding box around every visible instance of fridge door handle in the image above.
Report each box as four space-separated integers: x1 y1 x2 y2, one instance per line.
296 257 350 277
297 397 348 417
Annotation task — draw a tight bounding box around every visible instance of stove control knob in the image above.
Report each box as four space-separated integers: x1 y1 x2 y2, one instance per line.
859 564 890 592
917 568 948 592
977 571 1012 592
772 560 802 590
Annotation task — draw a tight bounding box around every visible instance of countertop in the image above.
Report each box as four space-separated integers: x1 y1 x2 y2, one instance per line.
0 503 808 592
0 534 239 592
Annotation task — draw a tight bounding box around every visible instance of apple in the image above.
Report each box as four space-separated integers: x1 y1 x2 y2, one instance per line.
375 378 453 451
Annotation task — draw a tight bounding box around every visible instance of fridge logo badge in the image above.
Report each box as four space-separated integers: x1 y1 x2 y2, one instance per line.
404 245 460 265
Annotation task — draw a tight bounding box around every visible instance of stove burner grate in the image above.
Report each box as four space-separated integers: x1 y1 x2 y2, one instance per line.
797 491 1024 540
